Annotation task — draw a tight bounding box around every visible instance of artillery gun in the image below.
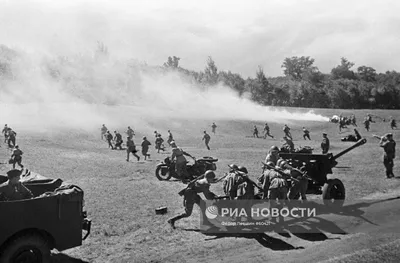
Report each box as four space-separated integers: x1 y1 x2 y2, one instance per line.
278 138 367 208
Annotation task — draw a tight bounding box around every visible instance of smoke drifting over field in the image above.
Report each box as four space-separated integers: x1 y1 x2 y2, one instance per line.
0 1 328 134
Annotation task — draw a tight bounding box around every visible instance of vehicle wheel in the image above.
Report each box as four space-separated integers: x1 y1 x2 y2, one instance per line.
155 166 172 181
0 233 51 263
322 178 345 209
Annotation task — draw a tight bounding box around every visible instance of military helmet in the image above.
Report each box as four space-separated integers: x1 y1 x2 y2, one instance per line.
228 164 238 170
266 161 275 167
7 169 22 179
238 166 248 174
205 170 217 183
278 159 287 168
270 146 279 152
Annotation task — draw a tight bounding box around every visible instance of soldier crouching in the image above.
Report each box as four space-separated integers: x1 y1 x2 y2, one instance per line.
168 170 219 229
260 161 290 225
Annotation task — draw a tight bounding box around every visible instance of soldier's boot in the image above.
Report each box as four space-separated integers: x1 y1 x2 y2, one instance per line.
168 214 186 229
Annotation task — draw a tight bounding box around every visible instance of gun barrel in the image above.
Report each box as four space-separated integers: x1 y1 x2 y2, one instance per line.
332 138 367 160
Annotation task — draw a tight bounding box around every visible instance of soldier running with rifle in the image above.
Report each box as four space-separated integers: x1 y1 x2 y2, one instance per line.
167 170 225 229
263 123 274 139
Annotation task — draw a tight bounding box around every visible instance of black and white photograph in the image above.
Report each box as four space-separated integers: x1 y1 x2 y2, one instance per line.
0 0 399 262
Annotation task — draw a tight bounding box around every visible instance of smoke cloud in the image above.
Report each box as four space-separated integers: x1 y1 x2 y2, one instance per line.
0 0 328 135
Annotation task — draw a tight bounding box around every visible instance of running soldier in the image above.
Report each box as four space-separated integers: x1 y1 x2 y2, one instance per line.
265 146 280 165
101 124 108 140
351 115 357 126
211 123 217 134
10 145 24 169
321 133 330 154
202 131 211 150
106 131 114 149
390 117 397 130
263 123 274 139
155 134 165 153
283 124 292 140
2 124 9 143
170 141 195 182
363 118 370 132
126 126 135 139
167 130 174 146
379 133 396 178
260 161 290 225
253 125 259 138
7 129 17 148
114 131 123 150
126 137 140 162
141 136 151 160
302 127 311 140
167 170 218 229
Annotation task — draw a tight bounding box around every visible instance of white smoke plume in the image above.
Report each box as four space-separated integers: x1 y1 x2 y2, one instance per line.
0 1 329 135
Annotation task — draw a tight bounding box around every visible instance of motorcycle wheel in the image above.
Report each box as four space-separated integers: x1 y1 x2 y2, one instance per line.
155 166 172 181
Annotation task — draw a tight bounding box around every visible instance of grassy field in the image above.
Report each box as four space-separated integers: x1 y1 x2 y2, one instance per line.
1 107 399 263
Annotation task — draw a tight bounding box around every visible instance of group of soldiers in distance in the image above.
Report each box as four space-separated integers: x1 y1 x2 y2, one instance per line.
334 113 397 132
1 124 24 169
100 122 218 162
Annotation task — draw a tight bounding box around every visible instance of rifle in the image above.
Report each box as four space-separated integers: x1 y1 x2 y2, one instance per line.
372 134 384 140
178 172 229 196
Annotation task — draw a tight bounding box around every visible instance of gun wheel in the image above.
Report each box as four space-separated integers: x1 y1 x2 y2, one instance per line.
322 179 345 209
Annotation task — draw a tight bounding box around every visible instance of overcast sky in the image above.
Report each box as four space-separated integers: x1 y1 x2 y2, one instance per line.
1 0 400 78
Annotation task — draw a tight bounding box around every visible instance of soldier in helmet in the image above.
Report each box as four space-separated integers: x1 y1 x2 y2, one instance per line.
278 160 308 203
10 145 24 169
236 166 255 200
106 131 114 149
211 122 217 134
167 170 219 229
265 146 280 165
263 123 274 139
155 134 165 153
222 164 240 200
321 133 330 154
170 141 195 182
141 136 151 160
202 131 211 150
114 131 123 150
0 169 34 201
379 133 396 178
253 125 259 138
167 130 174 146
283 124 292 140
260 161 290 225
126 136 140 162
389 117 397 130
7 129 17 148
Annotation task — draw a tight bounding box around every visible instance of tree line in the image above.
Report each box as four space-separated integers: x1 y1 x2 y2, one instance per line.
163 55 400 109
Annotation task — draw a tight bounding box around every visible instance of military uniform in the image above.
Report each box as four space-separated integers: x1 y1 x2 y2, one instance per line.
171 145 192 180
263 123 274 139
106 132 114 149
11 147 24 169
0 169 34 201
223 171 241 200
303 128 311 140
141 137 151 160
253 126 259 138
283 137 295 152
168 175 217 228
283 125 292 140
114 132 123 150
126 138 140 162
321 134 330 154
287 169 308 201
2 125 9 143
202 132 211 150
261 168 290 223
380 134 396 178
7 130 16 148
155 135 165 153
126 127 135 139
363 119 370 131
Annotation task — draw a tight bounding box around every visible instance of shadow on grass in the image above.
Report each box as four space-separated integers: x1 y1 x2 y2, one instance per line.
51 253 89 263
